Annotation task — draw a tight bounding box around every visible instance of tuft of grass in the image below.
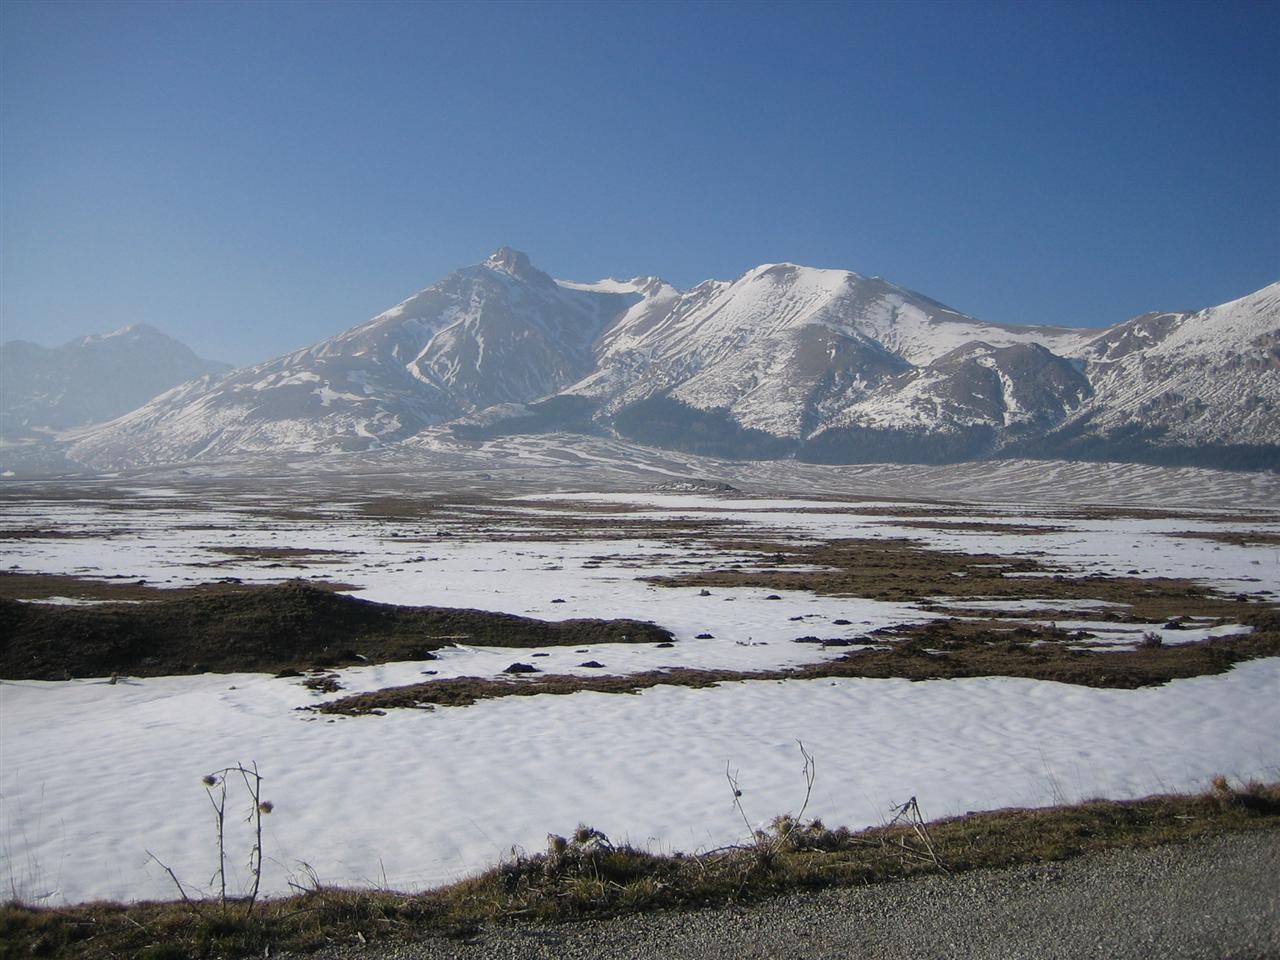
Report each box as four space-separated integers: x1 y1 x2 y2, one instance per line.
3 782 1278 959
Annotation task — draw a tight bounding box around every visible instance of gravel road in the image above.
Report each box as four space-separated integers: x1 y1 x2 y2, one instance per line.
286 831 1279 960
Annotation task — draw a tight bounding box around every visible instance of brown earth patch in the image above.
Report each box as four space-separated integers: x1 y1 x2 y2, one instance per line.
1171 529 1280 548
204 545 355 560
0 571 302 603
0 527 129 540
1056 505 1279 523
0 581 672 680
351 498 741 544
647 537 1259 618
314 611 1280 715
885 520 1068 535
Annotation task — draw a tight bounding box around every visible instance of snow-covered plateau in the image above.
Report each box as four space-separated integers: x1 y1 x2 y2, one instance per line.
2 463 1278 905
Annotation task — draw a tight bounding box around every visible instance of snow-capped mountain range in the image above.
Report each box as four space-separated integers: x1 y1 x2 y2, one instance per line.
24 249 1280 471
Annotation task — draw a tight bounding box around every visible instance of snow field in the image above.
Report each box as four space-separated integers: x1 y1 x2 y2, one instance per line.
4 660 1278 905
2 485 1278 906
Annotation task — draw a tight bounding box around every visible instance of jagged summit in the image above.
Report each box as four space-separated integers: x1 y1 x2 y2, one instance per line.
483 245 530 270
482 246 552 286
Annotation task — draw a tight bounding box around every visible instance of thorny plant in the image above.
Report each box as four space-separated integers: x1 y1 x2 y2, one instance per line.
884 795 948 873
724 742 946 875
726 740 816 862
149 762 273 917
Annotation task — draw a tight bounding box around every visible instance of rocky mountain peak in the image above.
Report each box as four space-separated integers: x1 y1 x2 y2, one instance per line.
482 246 551 286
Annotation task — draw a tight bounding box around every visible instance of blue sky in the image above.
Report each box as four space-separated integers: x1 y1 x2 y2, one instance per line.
2 0 1277 365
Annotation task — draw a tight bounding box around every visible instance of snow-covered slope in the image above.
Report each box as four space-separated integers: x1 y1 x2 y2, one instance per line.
593 264 1080 368
556 266 1275 466
1051 283 1280 453
549 263 1090 456
0 324 229 438
56 250 1279 471
67 250 644 468
794 342 1093 463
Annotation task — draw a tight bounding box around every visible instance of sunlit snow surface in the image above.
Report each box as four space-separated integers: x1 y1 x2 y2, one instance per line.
2 469 1279 905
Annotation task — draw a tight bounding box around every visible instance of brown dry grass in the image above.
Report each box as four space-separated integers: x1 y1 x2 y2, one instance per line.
647 537 1260 617
0 581 672 680
1170 530 1280 548
316 612 1280 716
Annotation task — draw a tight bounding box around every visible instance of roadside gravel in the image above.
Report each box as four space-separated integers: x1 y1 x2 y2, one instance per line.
285 831 1279 960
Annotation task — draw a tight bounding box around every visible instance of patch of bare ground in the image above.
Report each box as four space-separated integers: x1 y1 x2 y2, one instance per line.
1170 529 1280 547
0 484 137 504
647 537 1263 616
203 546 355 561
878 520 1068 535
356 494 468 520
314 667 730 714
454 524 732 546
350 499 742 544
192 546 359 569
1054 505 1280 523
0 581 671 680
0 528 131 540
0 571 288 603
314 611 1280 716
3 783 1277 960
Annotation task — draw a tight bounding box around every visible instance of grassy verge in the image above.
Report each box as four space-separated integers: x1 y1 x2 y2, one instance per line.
3 781 1278 959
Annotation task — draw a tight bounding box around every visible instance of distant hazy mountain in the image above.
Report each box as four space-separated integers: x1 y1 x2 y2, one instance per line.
0 324 230 438
62 250 1279 471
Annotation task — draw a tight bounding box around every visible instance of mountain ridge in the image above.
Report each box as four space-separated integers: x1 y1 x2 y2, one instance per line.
14 249 1276 472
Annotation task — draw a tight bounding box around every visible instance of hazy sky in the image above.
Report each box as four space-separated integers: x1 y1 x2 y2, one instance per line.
2 0 1277 366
